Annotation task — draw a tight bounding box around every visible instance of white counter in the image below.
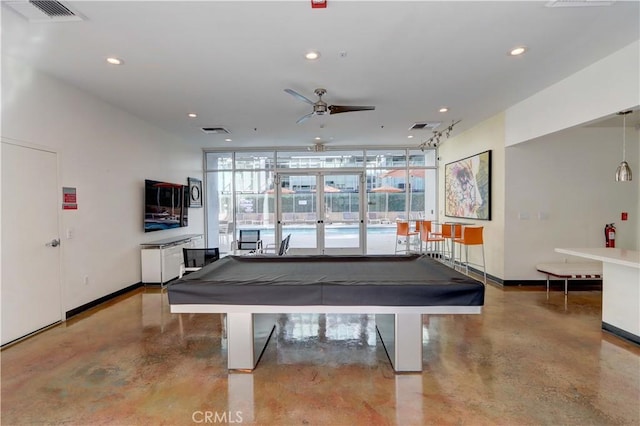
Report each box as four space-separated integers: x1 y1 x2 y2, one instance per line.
556 247 640 345
555 247 640 269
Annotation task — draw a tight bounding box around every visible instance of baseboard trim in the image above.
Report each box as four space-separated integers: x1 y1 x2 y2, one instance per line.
602 322 640 346
501 279 602 290
444 264 502 286
1 321 62 349
65 282 143 319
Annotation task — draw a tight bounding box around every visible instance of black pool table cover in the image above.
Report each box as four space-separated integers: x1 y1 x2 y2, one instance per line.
167 254 485 307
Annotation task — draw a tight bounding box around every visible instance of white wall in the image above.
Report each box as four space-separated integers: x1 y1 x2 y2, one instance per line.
505 40 640 147
1 57 204 312
438 113 506 280
504 126 639 280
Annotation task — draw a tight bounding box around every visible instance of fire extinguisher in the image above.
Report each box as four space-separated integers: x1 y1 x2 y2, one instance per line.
604 223 616 248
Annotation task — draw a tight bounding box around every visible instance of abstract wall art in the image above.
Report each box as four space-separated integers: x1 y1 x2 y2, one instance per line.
444 150 491 220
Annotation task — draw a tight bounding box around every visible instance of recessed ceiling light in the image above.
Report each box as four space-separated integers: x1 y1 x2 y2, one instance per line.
106 57 123 65
305 51 320 60
407 135 414 139
439 107 449 113
187 113 197 118
315 137 322 140
509 46 527 56
225 138 232 142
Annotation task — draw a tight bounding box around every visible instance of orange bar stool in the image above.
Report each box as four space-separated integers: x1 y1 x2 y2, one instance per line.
419 220 445 258
394 221 419 254
433 223 461 263
453 226 486 283
414 219 426 251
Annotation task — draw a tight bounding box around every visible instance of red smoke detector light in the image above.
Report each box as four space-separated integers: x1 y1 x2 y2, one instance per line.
311 0 327 8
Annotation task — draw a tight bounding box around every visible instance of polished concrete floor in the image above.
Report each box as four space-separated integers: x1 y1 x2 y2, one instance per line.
2 282 639 425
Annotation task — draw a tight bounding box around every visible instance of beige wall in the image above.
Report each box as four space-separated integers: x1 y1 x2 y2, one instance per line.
438 113 506 280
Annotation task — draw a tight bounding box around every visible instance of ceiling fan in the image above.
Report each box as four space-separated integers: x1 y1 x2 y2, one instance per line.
284 88 375 124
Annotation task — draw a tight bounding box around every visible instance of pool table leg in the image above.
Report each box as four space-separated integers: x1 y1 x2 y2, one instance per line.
226 313 277 371
376 313 423 372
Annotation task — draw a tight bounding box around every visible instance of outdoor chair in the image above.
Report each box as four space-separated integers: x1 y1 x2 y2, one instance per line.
263 233 291 256
278 234 291 256
232 229 263 254
179 247 220 278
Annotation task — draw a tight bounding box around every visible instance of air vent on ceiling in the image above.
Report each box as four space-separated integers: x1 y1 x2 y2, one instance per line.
546 0 615 7
409 122 442 131
201 127 231 134
4 0 83 22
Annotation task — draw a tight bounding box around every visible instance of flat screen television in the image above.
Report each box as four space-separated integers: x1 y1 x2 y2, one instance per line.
144 179 188 232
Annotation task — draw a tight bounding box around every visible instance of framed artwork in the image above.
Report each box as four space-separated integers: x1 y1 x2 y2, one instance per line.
187 177 202 208
444 150 491 220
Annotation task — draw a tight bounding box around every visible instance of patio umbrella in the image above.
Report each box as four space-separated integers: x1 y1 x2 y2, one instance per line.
371 185 403 193
311 185 341 193
264 187 295 194
380 169 426 179
380 170 425 214
371 185 403 215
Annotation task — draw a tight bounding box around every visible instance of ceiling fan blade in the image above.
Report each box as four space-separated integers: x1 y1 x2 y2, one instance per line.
329 105 376 115
296 112 315 124
285 89 315 105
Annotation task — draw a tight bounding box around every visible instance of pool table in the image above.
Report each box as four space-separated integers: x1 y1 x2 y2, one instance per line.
168 254 484 372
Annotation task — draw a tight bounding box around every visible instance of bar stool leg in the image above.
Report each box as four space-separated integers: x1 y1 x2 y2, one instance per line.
465 245 470 275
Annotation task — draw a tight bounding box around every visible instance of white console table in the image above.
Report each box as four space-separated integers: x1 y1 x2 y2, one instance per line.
141 234 203 285
556 247 640 345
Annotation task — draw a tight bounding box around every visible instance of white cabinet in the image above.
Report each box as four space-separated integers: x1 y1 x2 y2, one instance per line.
141 234 203 285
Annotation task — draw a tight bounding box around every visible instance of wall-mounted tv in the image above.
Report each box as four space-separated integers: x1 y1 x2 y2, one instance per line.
144 179 188 232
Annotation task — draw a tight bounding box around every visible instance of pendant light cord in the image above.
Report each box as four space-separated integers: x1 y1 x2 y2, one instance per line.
622 114 626 161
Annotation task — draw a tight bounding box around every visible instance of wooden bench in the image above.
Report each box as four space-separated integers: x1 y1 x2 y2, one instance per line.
536 262 602 295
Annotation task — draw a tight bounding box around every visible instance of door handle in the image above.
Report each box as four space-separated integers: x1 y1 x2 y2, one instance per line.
45 238 60 247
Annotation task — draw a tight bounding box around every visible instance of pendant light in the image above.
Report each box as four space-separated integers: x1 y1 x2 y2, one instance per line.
615 110 633 182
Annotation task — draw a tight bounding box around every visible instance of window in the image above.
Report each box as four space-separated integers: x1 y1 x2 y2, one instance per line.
204 147 438 253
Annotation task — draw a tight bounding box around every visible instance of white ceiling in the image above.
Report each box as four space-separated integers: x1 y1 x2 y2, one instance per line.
2 0 639 150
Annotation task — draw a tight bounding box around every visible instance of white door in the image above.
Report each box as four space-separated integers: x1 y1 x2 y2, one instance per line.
1 141 63 345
